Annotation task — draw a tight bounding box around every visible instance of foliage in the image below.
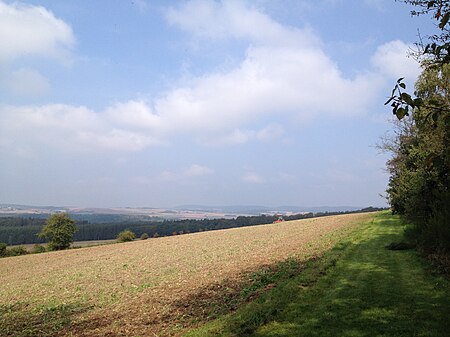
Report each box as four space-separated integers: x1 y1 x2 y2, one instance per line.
386 1 450 120
0 242 7 257
116 229 136 242
140 232 149 240
7 246 28 257
406 0 450 65
38 213 77 251
0 243 29 258
384 64 450 251
32 244 47 254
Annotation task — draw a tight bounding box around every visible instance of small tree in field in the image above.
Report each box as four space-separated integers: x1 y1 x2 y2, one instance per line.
116 230 136 242
39 213 77 251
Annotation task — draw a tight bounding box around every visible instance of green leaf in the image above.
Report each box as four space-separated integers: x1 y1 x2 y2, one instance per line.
413 97 423 107
399 82 406 89
396 107 406 120
396 77 405 83
400 92 414 106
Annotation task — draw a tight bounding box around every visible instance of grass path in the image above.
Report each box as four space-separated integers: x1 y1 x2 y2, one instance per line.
186 212 450 337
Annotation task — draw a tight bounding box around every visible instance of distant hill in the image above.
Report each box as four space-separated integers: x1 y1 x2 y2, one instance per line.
174 205 364 214
1 203 383 220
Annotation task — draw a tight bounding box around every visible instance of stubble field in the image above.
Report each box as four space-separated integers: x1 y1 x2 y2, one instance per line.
0 212 371 337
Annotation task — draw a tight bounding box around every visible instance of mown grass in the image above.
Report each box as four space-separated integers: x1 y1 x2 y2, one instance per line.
185 212 450 337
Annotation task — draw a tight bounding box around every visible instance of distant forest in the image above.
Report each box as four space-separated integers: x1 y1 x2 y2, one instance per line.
0 207 383 245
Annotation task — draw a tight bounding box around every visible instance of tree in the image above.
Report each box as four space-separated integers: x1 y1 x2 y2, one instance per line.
383 64 450 251
382 1 450 253
382 0 450 249
39 213 77 250
386 1 450 120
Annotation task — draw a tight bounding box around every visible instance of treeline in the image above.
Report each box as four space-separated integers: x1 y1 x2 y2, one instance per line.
381 1 450 254
0 207 383 245
384 65 450 252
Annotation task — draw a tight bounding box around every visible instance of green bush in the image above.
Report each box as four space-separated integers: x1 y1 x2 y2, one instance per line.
116 230 136 242
0 242 7 257
32 244 47 254
8 246 28 256
140 233 149 240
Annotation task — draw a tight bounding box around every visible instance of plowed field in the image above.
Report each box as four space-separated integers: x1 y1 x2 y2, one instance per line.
0 212 372 337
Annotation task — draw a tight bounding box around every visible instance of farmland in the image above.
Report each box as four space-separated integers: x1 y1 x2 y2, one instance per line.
0 213 370 337
187 212 450 337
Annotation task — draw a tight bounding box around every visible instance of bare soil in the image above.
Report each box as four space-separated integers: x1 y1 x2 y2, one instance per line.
0 213 372 337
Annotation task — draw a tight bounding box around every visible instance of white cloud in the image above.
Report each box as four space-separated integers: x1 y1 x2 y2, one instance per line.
256 124 284 142
206 129 254 146
371 40 421 81
242 172 265 184
104 101 162 131
130 165 214 187
185 164 214 177
166 0 320 47
0 1 75 100
0 1 417 154
158 170 179 182
2 68 49 97
0 1 75 63
162 1 381 127
0 104 162 153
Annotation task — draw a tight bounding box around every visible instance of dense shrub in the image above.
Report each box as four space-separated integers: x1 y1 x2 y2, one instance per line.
0 242 7 257
116 230 136 242
384 65 450 252
140 233 149 240
32 244 47 254
7 246 28 256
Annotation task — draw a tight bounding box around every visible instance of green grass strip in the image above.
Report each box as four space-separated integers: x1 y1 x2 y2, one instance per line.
185 212 450 337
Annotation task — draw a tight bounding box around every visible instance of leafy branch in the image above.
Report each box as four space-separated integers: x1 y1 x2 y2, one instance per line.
385 78 448 122
385 78 423 119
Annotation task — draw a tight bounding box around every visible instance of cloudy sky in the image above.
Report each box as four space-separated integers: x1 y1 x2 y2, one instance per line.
0 0 433 208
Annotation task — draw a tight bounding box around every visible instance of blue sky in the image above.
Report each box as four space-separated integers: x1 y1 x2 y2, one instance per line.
0 0 434 207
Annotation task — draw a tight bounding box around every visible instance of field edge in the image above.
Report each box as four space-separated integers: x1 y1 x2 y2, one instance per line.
184 211 450 337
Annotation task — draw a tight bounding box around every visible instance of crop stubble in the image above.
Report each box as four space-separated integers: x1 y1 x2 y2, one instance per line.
0 212 371 336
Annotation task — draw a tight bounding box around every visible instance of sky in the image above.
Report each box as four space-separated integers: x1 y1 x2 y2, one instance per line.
0 0 435 208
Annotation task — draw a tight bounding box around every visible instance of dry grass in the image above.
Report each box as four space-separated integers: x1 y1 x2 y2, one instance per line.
0 213 372 337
